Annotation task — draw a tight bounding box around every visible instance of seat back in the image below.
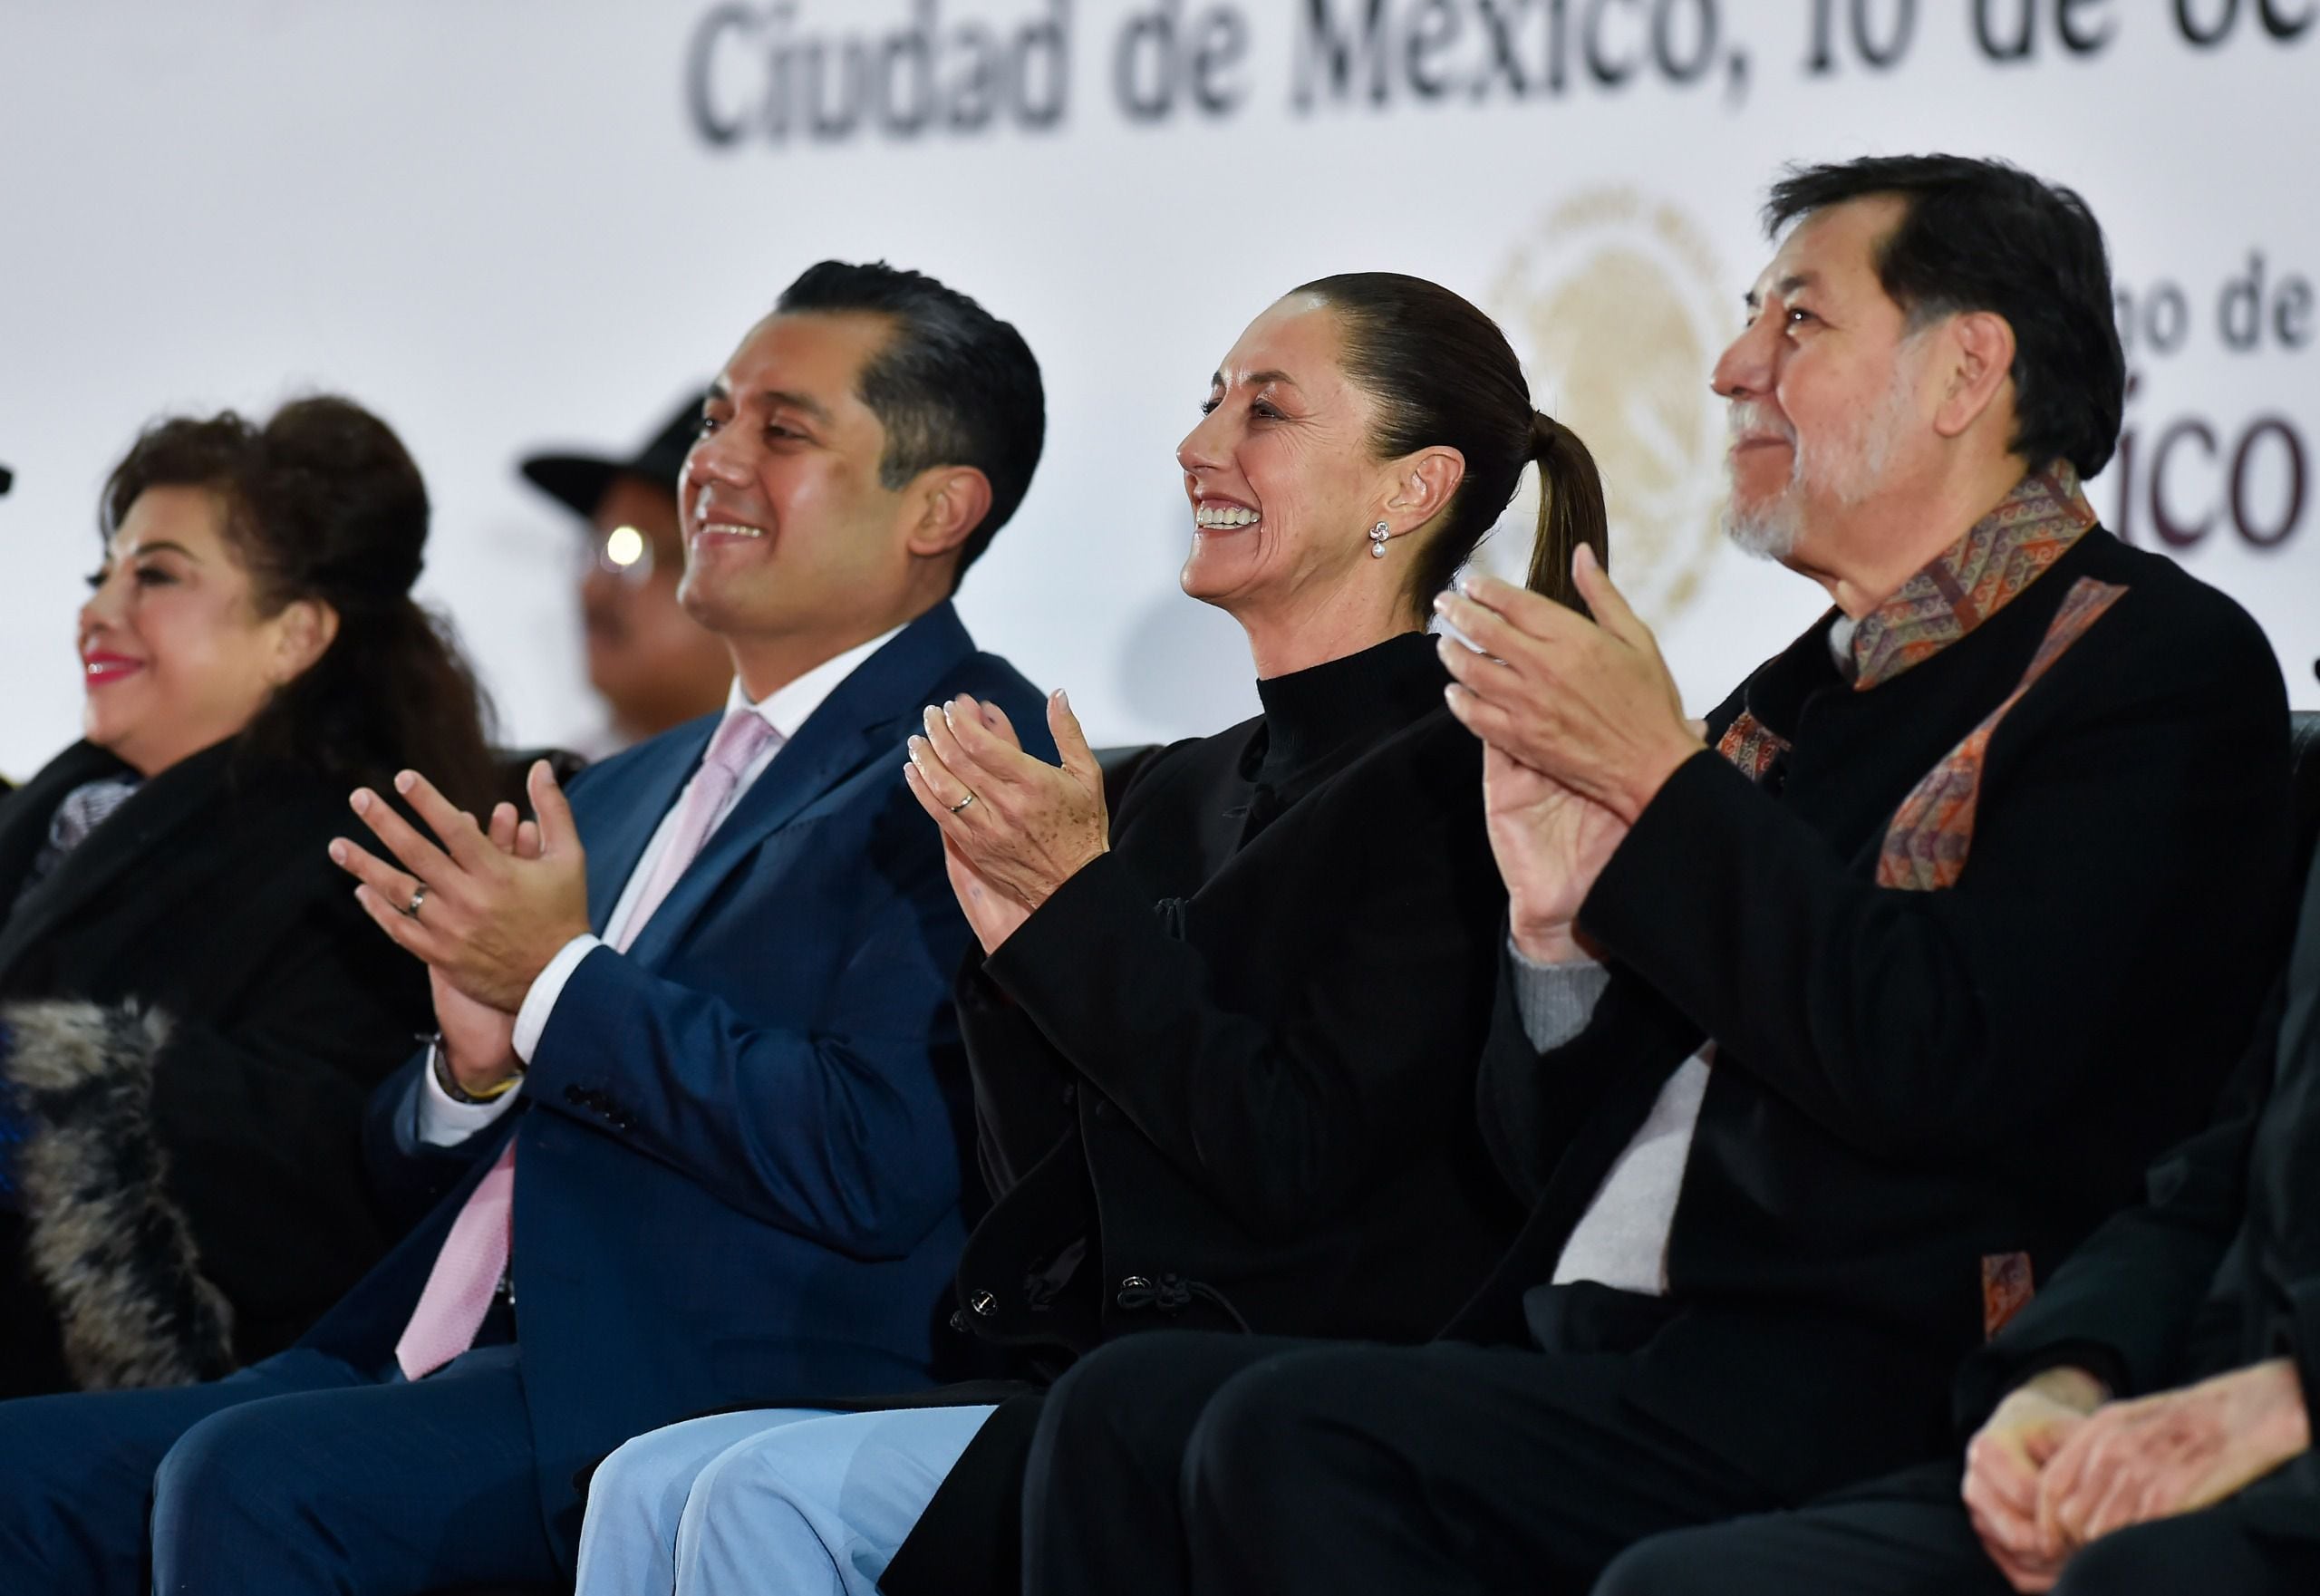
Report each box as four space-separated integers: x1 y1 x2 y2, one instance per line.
2290 710 2320 884
1094 744 1160 812
491 746 587 811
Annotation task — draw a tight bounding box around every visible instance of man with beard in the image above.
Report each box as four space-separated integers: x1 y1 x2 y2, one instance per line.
1013 154 2296 1596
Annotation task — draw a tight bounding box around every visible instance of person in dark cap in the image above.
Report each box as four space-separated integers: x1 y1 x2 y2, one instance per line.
523 397 734 754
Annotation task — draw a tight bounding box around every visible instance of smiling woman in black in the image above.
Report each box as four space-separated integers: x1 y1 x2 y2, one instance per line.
568 274 1610 1596
0 397 498 1397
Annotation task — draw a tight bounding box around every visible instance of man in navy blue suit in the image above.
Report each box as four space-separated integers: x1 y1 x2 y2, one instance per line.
0 261 1054 1594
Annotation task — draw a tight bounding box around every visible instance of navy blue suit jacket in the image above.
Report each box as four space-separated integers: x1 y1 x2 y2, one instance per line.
298 603 1048 1559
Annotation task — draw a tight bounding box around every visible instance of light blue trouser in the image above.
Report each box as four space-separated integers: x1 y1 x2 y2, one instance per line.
574 1403 999 1596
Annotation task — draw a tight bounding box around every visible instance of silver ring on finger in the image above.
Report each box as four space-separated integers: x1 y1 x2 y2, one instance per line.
947 792 979 815
402 884 429 919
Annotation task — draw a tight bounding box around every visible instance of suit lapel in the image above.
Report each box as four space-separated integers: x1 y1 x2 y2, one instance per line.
583 716 714 936
618 605 973 969
0 742 229 979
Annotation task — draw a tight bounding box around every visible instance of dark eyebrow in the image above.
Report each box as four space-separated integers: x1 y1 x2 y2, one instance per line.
115 539 201 564
1743 270 1821 313
1209 369 1300 392
756 388 834 424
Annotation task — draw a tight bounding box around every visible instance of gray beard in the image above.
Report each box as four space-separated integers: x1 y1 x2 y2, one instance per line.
1723 494 1803 561
1719 358 1919 564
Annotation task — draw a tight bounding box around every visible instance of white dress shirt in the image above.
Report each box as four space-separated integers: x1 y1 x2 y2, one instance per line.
415 625 904 1146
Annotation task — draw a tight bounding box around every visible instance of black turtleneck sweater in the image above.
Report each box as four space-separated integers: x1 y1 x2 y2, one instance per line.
1234 631 1449 840
952 628 1519 1356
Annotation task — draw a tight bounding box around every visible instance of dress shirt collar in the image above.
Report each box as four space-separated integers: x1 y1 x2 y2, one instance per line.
728 623 907 742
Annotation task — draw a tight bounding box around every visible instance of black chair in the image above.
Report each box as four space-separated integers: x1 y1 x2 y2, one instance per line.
490 747 588 813
1094 744 1160 811
2290 710 2320 884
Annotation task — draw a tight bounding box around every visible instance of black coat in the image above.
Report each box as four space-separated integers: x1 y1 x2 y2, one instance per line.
0 740 429 1393
1957 846 2320 1475
881 634 1522 1596
1448 526 2295 1507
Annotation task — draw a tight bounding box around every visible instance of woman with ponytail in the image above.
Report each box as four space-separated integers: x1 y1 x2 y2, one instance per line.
570 276 1610 1596
0 395 497 1394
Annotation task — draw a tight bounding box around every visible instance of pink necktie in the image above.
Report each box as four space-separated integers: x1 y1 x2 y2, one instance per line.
613 709 781 952
394 708 780 1378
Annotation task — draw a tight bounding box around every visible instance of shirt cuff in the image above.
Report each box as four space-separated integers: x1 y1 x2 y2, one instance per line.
515 933 603 1065
1507 938 1612 1054
413 1042 524 1146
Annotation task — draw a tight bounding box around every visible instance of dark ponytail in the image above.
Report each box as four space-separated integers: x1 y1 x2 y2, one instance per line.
1525 411 1608 613
1293 273 1609 613
101 396 501 813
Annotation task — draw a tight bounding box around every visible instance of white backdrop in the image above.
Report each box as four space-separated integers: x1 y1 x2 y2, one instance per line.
0 0 2313 778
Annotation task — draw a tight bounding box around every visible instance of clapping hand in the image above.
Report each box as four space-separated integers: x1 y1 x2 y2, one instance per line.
1481 741 1628 965
1434 547 1703 825
903 690 1108 953
425 799 545 1096
329 760 591 1013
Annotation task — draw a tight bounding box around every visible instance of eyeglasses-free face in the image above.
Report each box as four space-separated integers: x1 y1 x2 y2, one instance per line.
79 485 335 777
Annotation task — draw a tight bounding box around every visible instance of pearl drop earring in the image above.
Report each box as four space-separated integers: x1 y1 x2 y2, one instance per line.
1368 521 1390 558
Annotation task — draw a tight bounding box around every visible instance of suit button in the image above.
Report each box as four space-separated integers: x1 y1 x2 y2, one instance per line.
1091 1101 1108 1121
970 1291 998 1318
949 1311 972 1334
1059 1084 1077 1106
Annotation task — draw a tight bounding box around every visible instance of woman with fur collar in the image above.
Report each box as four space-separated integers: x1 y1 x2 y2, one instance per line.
0 396 498 1395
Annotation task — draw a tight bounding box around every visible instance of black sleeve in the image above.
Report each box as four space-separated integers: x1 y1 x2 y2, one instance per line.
1474 940 1700 1206
1951 976 2283 1427
1580 619 2288 1162
357 1048 508 1233
956 960 1078 1204
981 733 1505 1241
951 740 1201 1209
148 884 430 1324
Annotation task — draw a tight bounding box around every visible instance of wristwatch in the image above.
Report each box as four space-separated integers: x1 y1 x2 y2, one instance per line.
423 1033 525 1105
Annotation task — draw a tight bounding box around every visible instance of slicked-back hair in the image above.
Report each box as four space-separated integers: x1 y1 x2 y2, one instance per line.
775 260 1045 589
1295 273 1607 614
1765 155 2125 479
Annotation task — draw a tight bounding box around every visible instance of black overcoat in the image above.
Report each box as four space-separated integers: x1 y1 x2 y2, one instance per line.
0 740 428 1392
1954 841 2320 1514
1447 525 2296 1507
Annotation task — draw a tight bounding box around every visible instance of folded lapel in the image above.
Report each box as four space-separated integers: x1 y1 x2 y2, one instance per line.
0 742 121 906
582 717 715 935
0 742 230 978
616 605 973 969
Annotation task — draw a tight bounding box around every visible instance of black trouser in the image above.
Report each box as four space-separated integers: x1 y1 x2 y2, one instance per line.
1596 1455 2320 1596
1022 1330 1784 1596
